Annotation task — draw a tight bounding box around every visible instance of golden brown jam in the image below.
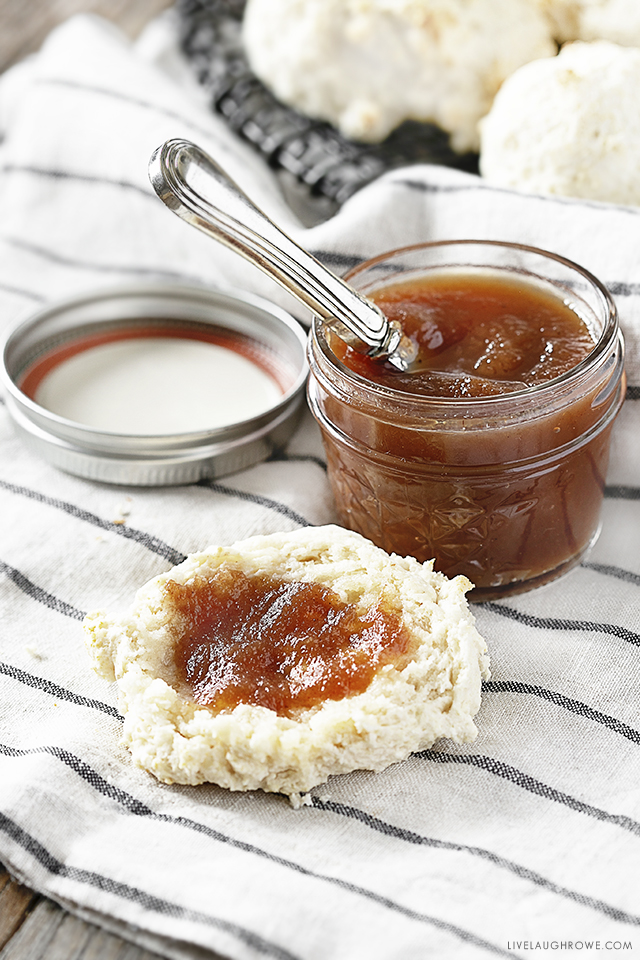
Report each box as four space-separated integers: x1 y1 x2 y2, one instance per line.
169 568 413 716
338 273 595 396
309 266 625 600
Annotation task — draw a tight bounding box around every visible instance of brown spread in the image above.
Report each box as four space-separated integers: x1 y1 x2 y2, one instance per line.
311 269 623 599
168 568 414 716
337 272 595 396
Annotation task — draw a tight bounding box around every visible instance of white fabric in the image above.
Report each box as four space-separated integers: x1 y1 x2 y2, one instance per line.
0 12 639 960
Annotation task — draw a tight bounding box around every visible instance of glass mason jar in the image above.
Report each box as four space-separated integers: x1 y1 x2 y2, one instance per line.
307 240 626 601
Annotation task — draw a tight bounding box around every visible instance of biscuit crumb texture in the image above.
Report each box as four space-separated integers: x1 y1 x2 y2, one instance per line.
480 40 640 205
84 526 489 804
531 0 640 47
242 0 554 151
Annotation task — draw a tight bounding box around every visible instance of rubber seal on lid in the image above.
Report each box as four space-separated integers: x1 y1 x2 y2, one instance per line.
1 282 308 486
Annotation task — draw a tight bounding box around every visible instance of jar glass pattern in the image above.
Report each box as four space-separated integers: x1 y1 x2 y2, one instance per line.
307 241 625 601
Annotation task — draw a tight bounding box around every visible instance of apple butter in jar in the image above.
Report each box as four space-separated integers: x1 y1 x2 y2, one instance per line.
307 241 625 601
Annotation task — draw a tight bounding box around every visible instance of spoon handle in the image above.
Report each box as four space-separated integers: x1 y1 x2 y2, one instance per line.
148 138 400 358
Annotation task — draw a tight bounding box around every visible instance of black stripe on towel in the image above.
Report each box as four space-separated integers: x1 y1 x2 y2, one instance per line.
1 745 149 810
605 485 640 500
309 250 364 271
39 77 220 144
0 559 85 621
581 561 640 587
420 752 640 838
391 176 640 220
0 234 210 286
3 741 636 932
0 664 119 719
0 811 300 960
482 602 640 647
0 744 511 956
0 163 154 199
267 451 328 472
0 479 186 566
310 797 639 927
482 680 640 745
197 479 311 527
5 641 637 751
0 280 45 301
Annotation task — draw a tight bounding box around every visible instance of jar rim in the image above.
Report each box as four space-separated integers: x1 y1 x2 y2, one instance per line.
314 239 621 413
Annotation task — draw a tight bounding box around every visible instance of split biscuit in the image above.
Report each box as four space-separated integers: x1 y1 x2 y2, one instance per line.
84 525 490 805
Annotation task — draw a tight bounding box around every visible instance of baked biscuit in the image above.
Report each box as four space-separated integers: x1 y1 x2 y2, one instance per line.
480 40 640 205
242 0 554 151
84 525 489 804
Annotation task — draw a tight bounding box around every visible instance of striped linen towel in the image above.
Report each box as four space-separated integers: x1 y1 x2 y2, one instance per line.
0 11 639 960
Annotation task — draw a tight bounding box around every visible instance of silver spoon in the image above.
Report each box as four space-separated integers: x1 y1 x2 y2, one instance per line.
148 139 416 370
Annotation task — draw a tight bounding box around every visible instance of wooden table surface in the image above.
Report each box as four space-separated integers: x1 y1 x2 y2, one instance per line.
0 865 168 959
0 8 227 959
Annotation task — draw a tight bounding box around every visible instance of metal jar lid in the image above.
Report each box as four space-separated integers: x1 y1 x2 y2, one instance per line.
1 282 308 486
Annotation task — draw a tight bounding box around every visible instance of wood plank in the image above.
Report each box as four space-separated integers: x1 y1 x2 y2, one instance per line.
28 907 92 960
0 898 66 959
0 868 40 951
0 863 230 959
0 895 170 960
78 925 138 960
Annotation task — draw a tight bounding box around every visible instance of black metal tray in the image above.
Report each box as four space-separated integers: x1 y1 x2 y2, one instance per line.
177 0 479 215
